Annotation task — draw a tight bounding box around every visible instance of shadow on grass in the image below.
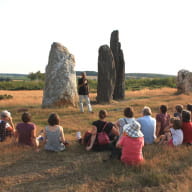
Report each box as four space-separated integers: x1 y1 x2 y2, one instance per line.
2 142 192 192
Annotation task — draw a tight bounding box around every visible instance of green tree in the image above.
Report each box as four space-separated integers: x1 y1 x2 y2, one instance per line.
28 71 45 81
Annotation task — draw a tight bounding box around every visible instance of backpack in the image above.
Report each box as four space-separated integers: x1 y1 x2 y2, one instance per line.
97 122 110 145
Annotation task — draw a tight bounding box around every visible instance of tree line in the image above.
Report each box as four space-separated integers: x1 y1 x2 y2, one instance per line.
0 77 176 91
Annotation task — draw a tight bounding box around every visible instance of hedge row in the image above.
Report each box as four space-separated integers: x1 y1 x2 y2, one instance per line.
0 77 176 91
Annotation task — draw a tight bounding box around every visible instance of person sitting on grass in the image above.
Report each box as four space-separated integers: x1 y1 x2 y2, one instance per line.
156 105 170 137
137 106 156 144
15 112 39 150
116 119 144 165
115 107 135 138
157 117 183 146
85 110 119 151
43 113 66 152
0 110 14 142
181 110 192 145
186 104 192 120
173 104 183 120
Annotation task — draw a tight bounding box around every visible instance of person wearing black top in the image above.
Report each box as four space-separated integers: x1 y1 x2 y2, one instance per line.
78 72 92 112
86 110 119 151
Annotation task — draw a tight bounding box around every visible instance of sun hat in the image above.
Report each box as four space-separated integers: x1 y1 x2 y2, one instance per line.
1 110 11 118
123 120 143 138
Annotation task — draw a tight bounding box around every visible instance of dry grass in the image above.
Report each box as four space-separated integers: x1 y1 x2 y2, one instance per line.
1 88 192 192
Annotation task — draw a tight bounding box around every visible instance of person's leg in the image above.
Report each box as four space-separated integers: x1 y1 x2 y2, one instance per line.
158 135 166 144
166 132 172 142
79 95 84 112
34 138 40 152
85 95 92 112
86 126 97 151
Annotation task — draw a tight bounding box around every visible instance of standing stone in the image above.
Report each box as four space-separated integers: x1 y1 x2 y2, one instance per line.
110 30 125 100
177 69 192 93
42 42 78 108
97 45 116 103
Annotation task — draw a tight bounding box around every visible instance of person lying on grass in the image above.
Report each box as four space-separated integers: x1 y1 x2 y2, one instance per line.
116 119 144 165
0 110 15 142
14 112 39 150
43 113 66 152
85 110 119 151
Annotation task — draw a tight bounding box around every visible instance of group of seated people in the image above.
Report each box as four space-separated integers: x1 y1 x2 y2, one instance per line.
0 111 66 152
0 103 192 166
82 104 192 165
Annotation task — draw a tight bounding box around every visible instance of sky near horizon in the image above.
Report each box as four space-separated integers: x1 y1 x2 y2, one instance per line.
0 0 192 75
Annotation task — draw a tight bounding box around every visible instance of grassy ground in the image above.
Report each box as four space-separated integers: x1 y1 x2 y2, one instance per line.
0 88 192 192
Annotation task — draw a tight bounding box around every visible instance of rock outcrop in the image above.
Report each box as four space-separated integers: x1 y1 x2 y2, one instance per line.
97 45 116 103
110 30 125 100
177 69 192 93
42 42 78 108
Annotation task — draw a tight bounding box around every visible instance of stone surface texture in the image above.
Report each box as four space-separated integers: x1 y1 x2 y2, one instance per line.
97 45 116 103
177 69 192 93
42 42 78 108
110 30 125 100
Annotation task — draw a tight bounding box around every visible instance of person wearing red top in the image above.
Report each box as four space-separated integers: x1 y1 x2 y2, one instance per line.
182 110 192 144
116 119 144 165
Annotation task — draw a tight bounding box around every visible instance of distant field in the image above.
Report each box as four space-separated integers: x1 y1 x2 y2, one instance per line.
0 72 176 81
1 88 192 192
0 73 28 80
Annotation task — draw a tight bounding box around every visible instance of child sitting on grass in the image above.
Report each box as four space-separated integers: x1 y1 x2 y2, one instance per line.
157 117 183 146
116 119 144 165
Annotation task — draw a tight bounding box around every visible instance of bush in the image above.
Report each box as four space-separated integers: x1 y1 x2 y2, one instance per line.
0 77 176 91
125 77 176 90
0 94 13 100
0 81 44 90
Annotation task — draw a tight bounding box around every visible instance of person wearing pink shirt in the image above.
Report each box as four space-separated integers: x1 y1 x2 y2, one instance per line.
156 105 170 137
116 119 144 165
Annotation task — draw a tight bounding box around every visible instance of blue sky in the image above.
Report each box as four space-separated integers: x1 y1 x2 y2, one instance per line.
0 0 192 75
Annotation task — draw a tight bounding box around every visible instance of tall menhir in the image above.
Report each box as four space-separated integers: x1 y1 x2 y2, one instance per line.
42 42 78 108
110 30 125 100
97 45 116 103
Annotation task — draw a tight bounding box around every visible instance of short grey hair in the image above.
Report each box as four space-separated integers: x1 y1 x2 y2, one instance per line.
1 110 11 118
142 106 152 116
